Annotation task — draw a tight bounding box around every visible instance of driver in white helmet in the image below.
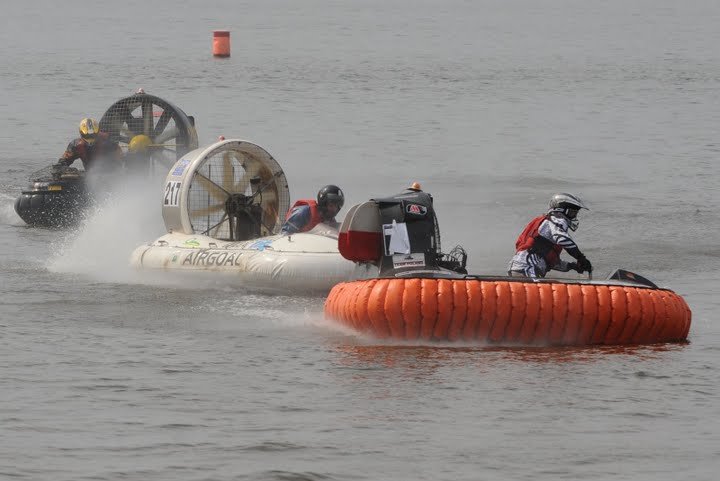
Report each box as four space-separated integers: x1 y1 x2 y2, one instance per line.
508 193 593 278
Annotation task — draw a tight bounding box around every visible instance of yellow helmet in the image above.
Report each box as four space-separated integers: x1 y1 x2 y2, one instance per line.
128 134 152 153
79 118 99 145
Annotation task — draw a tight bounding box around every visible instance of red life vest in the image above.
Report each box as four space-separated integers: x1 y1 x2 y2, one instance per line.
285 199 323 232
62 132 118 169
74 140 89 161
515 214 563 267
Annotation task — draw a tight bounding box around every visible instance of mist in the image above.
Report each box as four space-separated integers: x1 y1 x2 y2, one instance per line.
48 170 166 282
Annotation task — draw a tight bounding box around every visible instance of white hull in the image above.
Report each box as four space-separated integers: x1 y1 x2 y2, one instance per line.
130 231 374 294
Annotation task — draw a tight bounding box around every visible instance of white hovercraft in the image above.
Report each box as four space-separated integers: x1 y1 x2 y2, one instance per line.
130 139 373 294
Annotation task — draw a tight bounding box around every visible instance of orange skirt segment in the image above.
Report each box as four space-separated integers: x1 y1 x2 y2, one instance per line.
324 278 691 345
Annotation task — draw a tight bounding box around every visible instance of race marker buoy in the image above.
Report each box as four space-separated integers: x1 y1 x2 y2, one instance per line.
213 30 231 58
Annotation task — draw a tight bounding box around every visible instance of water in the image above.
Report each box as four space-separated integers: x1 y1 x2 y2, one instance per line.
2 1 720 480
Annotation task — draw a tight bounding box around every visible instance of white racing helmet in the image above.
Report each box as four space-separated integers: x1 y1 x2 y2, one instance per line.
548 193 587 231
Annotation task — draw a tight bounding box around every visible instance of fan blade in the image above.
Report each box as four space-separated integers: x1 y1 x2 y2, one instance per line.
262 209 279 233
263 199 280 231
119 126 137 137
118 125 139 143
237 159 268 194
155 126 179 144
222 152 236 192
194 172 230 202
249 172 282 201
198 211 228 237
153 109 172 138
141 99 153 136
259 187 277 203
189 202 225 217
210 212 229 238
239 161 283 234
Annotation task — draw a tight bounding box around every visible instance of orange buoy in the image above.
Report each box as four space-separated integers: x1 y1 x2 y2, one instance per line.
324 278 692 346
213 30 231 58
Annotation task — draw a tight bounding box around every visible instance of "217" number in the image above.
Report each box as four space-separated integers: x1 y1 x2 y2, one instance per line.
164 181 181 206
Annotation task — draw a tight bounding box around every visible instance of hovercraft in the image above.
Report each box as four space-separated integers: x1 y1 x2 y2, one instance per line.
14 90 198 227
13 165 91 227
130 139 373 295
324 189 692 345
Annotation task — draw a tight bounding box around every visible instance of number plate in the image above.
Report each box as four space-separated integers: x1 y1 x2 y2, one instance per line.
164 181 182 206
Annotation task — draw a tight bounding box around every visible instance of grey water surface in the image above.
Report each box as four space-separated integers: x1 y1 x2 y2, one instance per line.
1 1 719 480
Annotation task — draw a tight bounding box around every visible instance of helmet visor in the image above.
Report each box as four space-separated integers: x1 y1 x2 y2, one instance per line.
324 193 343 207
323 200 341 215
565 208 580 230
81 132 97 144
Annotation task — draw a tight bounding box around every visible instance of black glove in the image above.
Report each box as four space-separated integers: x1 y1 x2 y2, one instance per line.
577 256 593 274
567 262 582 273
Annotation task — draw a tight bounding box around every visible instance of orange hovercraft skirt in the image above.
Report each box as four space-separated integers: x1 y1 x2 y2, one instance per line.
324 278 692 345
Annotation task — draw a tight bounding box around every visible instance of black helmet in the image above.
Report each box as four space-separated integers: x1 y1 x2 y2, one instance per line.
317 185 345 214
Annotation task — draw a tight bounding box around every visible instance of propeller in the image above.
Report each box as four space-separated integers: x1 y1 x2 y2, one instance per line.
185 145 289 241
99 92 198 167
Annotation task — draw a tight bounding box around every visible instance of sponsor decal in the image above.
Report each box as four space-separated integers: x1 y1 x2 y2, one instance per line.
392 253 426 269
48 185 63 191
171 158 192 177
164 181 182 206
183 238 201 247
383 222 411 256
181 249 244 267
406 203 427 216
247 239 273 251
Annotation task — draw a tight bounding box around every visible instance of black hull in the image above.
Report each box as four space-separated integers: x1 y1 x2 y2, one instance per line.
14 176 92 227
